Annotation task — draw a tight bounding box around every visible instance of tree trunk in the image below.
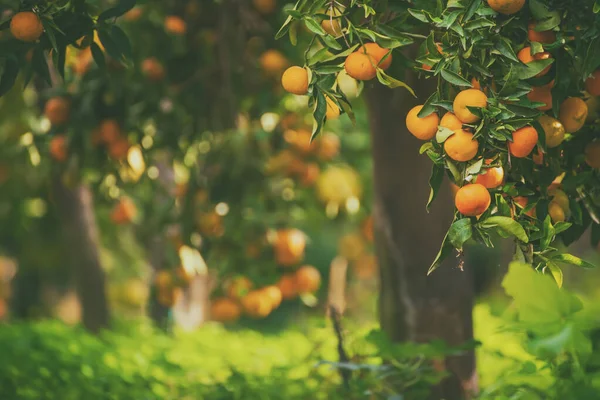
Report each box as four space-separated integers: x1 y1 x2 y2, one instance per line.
51 177 110 333
365 77 477 398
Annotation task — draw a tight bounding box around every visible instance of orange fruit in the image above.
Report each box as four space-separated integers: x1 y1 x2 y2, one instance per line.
514 196 536 218
99 119 121 144
509 126 538 158
517 47 552 77
326 96 341 120
49 135 68 162
123 7 143 21
141 57 165 81
361 215 374 242
197 211 224 237
487 0 525 14
559 97 588 133
277 274 298 300
344 52 377 81
225 276 253 299
108 138 130 160
528 22 556 44
110 197 137 224
586 70 600 96
261 285 283 310
164 16 186 35
358 42 392 70
548 201 566 223
585 141 600 168
444 129 479 162
211 297 241 323
154 270 173 288
453 89 488 123
316 133 340 160
440 112 463 131
527 86 552 111
281 66 309 95
321 12 342 36
422 43 443 71
455 184 491 217
241 290 272 318
406 105 439 140
274 228 306 266
538 115 565 148
44 97 70 126
10 11 43 42
286 129 316 154
300 163 320 186
295 265 321 294
260 49 289 74
253 0 276 14
475 160 504 189
533 148 544 165
548 186 570 213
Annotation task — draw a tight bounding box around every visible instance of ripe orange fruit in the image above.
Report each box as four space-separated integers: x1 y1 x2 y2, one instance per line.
295 265 321 294
358 43 392 70
210 297 241 323
225 276 253 299
517 47 552 77
260 50 289 74
422 43 443 71
406 105 440 140
99 119 121 144
455 184 491 217
528 22 556 44
509 126 538 158
538 115 565 148
141 57 165 81
253 0 276 14
453 89 488 123
300 163 320 186
108 138 130 160
44 97 70 126
548 186 570 213
487 0 525 14
326 96 341 120
123 7 143 21
10 11 43 42
110 197 137 224
49 135 68 162
344 52 377 81
548 201 566 223
444 129 479 162
527 86 552 111
559 97 588 133
321 11 342 37
277 274 298 300
281 66 309 95
241 290 272 318
316 132 340 160
261 285 283 310
585 141 600 168
514 196 536 218
274 228 306 266
475 160 504 189
164 16 186 35
533 148 544 165
586 70 600 96
440 112 463 131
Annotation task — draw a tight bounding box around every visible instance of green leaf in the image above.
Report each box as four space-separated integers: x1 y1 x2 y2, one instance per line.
0 56 20 96
418 91 439 117
376 70 415 96
545 260 563 288
97 28 124 62
436 126 455 143
99 0 136 21
311 90 327 141
427 164 444 211
465 158 484 176
495 37 519 62
540 215 555 251
91 43 106 69
448 218 472 249
515 59 554 80
479 216 528 242
32 48 51 85
551 253 597 269
304 17 327 36
427 230 453 275
110 25 133 63
440 69 473 87
446 159 462 183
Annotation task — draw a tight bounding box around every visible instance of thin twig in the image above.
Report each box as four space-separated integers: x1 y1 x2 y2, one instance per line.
329 305 351 389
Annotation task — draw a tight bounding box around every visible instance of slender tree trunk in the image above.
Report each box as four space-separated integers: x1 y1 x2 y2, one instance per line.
51 177 110 333
365 76 477 398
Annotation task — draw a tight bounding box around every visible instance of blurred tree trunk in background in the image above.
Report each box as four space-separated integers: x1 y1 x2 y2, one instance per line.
365 75 477 397
52 178 109 333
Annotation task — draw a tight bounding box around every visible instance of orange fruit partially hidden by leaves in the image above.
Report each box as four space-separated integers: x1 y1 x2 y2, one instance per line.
453 89 488 123
326 96 341 120
548 201 566 223
295 265 321 294
585 141 600 169
527 86 552 111
585 70 600 96
321 12 342 37
49 135 68 162
210 298 241 323
358 43 392 70
225 276 253 299
282 66 309 95
528 22 556 44
165 16 186 35
538 115 565 148
44 97 70 126
514 196 536 218
344 52 377 81
406 105 439 140
444 129 479 162
277 274 297 300
10 12 43 42
475 160 504 189
455 184 491 217
509 126 538 158
517 47 552 77
440 112 463 131
487 0 525 14
559 97 588 133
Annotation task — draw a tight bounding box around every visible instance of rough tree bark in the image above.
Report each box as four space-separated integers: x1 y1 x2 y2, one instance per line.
365 75 477 397
51 178 110 333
